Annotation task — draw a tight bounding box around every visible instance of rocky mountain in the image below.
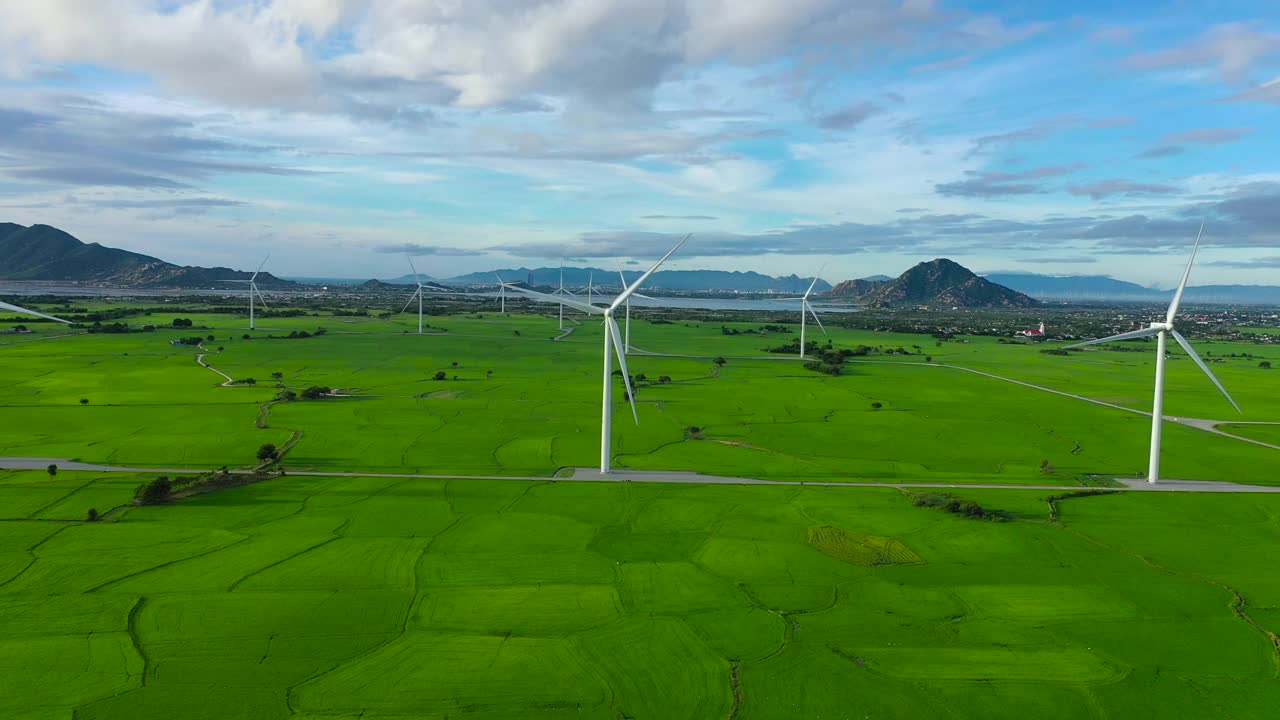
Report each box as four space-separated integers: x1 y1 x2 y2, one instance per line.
825 277 887 299
0 223 295 288
862 259 1039 308
448 267 832 293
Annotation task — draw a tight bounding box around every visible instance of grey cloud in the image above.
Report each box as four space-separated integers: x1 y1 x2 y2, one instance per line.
1137 145 1184 159
1161 127 1252 145
1018 256 1100 264
935 164 1085 198
9 167 190 189
376 243 486 257
1206 256 1280 269
816 102 880 131
1068 180 1180 199
970 115 1132 155
641 214 718 221
1123 23 1280 83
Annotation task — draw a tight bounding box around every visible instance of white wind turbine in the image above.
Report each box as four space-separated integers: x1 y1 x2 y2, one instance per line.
0 300 71 324
1063 223 1240 484
495 274 506 314
551 261 580 330
246 254 270 330
779 265 828 359
503 234 690 473
399 257 431 334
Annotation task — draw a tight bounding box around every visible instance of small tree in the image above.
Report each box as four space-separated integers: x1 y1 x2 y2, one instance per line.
46 463 57 478
86 508 99 522
301 385 332 399
135 476 172 504
257 443 278 462
79 398 89 405
871 402 883 410
713 356 727 367
433 371 448 381
1039 458 1055 475
925 356 933 363
271 372 284 381
1261 361 1272 369
658 375 672 384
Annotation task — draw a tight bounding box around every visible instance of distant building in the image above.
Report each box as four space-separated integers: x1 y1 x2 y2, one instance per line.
1020 322 1046 338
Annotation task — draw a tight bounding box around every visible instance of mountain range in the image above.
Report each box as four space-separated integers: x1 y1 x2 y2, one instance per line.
984 273 1280 304
0 223 294 287
832 259 1039 308
443 267 833 293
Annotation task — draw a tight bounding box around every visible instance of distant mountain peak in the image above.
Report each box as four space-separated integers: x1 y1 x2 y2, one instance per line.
840 258 1039 308
0 222 296 288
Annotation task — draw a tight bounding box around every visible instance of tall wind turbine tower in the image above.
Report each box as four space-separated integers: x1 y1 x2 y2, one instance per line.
1063 224 1240 483
503 234 691 472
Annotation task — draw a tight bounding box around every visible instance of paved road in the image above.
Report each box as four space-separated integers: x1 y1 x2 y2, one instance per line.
4 457 1278 493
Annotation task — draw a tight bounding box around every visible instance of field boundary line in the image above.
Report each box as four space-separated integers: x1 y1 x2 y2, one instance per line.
87 535 253 593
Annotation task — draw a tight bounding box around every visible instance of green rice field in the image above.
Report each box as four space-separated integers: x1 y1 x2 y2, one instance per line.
2 471 1279 718
3 299 1280 717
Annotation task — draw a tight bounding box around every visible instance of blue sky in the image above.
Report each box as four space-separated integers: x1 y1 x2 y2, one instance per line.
0 1 1278 287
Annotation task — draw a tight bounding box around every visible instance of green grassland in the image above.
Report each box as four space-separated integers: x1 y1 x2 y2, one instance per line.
3 300 1280 483
2 475 1279 719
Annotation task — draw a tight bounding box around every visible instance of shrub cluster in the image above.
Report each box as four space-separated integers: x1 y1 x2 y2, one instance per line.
912 492 1009 521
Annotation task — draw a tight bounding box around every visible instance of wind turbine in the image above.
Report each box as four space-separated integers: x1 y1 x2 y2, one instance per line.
1063 223 1239 484
495 274 506 314
551 261 579 330
503 234 690 473
247 254 270 330
0 300 71 324
399 257 430 334
779 265 828 359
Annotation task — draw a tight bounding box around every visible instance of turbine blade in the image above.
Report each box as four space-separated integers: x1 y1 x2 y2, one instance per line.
611 233 690 310
254 284 270 309
616 259 627 288
503 283 603 315
803 263 826 300
408 257 422 287
608 316 639 425
0 300 72 324
400 288 419 314
1062 327 1162 349
251 253 270 282
1167 221 1203 323
1170 329 1241 414
806 301 828 335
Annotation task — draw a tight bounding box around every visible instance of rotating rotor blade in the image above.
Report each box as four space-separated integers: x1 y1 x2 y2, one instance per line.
1063 326 1162 350
803 263 826 300
611 233 690 311
251 253 270 282
503 283 603 315
607 316 639 425
408 257 422 287
805 301 828 335
253 284 270 309
1167 221 1204 324
0 300 72 324
1170 329 1241 414
399 287 420 314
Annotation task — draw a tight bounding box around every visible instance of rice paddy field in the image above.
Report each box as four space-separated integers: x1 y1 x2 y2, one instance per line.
3 297 1280 718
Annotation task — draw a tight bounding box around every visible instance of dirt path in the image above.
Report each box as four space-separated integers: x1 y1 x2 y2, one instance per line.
195 350 235 386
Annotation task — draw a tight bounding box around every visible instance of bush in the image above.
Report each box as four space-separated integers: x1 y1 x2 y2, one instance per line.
912 492 1008 521
46 463 57 477
871 402 882 409
79 398 89 405
86 508 100 522
658 375 672 384
1261 361 1272 369
804 361 842 376
135 476 173 505
234 378 257 385
433 371 447 381
301 385 332 399
257 443 278 462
